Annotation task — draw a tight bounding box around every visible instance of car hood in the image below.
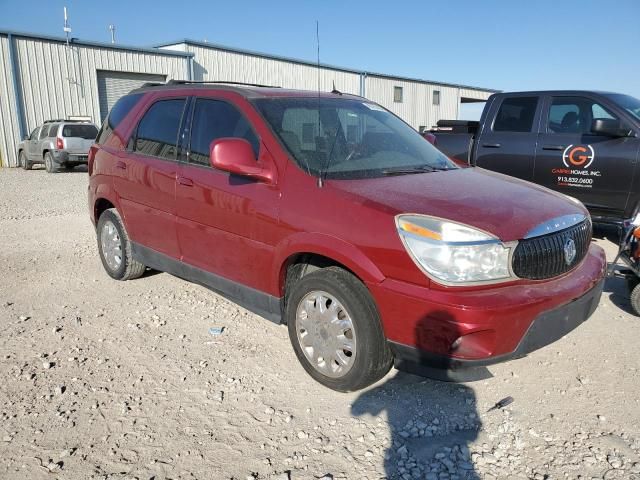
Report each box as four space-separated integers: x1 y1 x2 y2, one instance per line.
330 167 588 242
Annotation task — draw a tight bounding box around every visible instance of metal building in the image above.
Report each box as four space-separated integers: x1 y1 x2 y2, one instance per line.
158 40 496 132
0 30 496 167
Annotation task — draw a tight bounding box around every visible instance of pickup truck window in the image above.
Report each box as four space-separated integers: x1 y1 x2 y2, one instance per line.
547 97 617 135
134 98 186 161
255 97 455 180
188 99 259 166
493 97 538 133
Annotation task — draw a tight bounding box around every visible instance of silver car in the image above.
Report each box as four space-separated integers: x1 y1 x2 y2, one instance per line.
18 120 98 173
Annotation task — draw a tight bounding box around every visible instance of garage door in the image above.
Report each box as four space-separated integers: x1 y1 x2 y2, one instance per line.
97 71 166 121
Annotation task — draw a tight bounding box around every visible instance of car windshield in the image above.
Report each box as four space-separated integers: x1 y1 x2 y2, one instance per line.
62 124 98 139
605 93 640 122
254 97 456 179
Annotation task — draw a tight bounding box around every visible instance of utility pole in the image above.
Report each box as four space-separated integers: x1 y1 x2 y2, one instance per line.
108 24 116 44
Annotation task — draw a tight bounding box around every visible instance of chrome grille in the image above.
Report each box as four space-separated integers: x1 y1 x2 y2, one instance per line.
512 219 592 280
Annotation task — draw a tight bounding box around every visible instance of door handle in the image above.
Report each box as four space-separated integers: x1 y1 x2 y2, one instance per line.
115 160 126 169
542 145 564 151
177 176 194 187
482 143 501 148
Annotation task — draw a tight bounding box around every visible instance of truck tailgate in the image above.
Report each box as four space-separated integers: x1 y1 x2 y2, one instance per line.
433 133 474 163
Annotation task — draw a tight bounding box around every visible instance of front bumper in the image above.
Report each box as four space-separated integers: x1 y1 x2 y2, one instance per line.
368 244 606 380
390 277 603 380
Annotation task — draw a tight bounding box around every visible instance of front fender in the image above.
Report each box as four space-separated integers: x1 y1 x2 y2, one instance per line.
271 232 386 295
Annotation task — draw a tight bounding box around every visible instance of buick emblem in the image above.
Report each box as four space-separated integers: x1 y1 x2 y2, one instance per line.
563 238 577 265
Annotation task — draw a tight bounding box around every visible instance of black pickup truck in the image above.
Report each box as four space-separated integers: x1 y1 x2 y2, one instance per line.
431 91 640 225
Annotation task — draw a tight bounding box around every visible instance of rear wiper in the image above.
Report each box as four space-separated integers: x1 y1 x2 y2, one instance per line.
381 165 438 176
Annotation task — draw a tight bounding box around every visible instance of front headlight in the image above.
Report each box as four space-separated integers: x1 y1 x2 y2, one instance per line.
396 215 513 285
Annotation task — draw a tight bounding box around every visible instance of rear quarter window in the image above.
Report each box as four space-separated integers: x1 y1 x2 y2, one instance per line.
97 93 143 144
493 97 538 133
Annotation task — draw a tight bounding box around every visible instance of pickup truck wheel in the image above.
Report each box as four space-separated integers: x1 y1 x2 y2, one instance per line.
97 208 146 281
44 152 57 173
630 282 640 316
286 267 392 392
19 151 31 170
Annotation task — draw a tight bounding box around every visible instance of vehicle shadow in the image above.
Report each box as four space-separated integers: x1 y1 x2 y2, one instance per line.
351 316 481 479
605 262 636 315
61 165 89 173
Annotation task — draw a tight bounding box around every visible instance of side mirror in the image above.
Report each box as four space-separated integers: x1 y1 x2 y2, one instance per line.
209 138 274 184
23 134 29 141
591 118 631 137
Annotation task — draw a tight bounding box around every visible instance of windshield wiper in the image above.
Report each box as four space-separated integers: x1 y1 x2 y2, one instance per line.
381 165 440 176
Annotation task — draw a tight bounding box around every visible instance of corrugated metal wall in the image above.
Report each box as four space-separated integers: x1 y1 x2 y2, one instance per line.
364 75 492 130
1 34 495 167
177 44 362 95
0 34 190 167
162 42 492 132
0 35 21 168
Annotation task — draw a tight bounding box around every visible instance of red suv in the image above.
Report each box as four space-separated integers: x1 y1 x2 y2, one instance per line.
88 82 606 391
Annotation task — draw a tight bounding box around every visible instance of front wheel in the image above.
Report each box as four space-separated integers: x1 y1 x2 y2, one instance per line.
286 267 393 392
96 208 146 281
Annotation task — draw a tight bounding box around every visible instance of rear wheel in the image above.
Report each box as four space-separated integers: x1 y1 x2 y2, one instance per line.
44 152 57 173
19 151 31 170
286 266 393 392
97 208 146 281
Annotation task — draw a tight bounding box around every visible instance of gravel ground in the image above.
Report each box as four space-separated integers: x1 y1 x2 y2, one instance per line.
1 166 639 480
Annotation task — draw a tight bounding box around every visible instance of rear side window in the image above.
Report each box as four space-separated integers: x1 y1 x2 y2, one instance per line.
97 93 143 144
134 98 186 160
62 124 98 139
493 97 538 133
189 99 259 166
38 127 49 140
47 124 60 137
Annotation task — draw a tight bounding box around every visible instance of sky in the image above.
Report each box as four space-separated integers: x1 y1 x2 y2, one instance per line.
1 0 639 117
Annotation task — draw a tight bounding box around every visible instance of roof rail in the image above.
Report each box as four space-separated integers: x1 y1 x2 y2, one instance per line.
140 81 165 88
165 79 281 89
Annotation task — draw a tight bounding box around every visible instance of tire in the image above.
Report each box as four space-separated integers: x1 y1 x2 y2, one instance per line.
44 152 57 173
286 266 393 392
630 282 640 316
19 151 31 170
96 208 146 281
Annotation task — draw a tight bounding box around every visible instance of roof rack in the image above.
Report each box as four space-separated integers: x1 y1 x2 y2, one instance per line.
43 118 92 123
165 79 281 89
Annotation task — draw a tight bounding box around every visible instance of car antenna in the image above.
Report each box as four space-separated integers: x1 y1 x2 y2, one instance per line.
331 81 342 95
316 20 324 188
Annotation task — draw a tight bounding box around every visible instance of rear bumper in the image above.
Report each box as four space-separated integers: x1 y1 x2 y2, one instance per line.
368 243 606 380
390 277 603 380
52 150 88 164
